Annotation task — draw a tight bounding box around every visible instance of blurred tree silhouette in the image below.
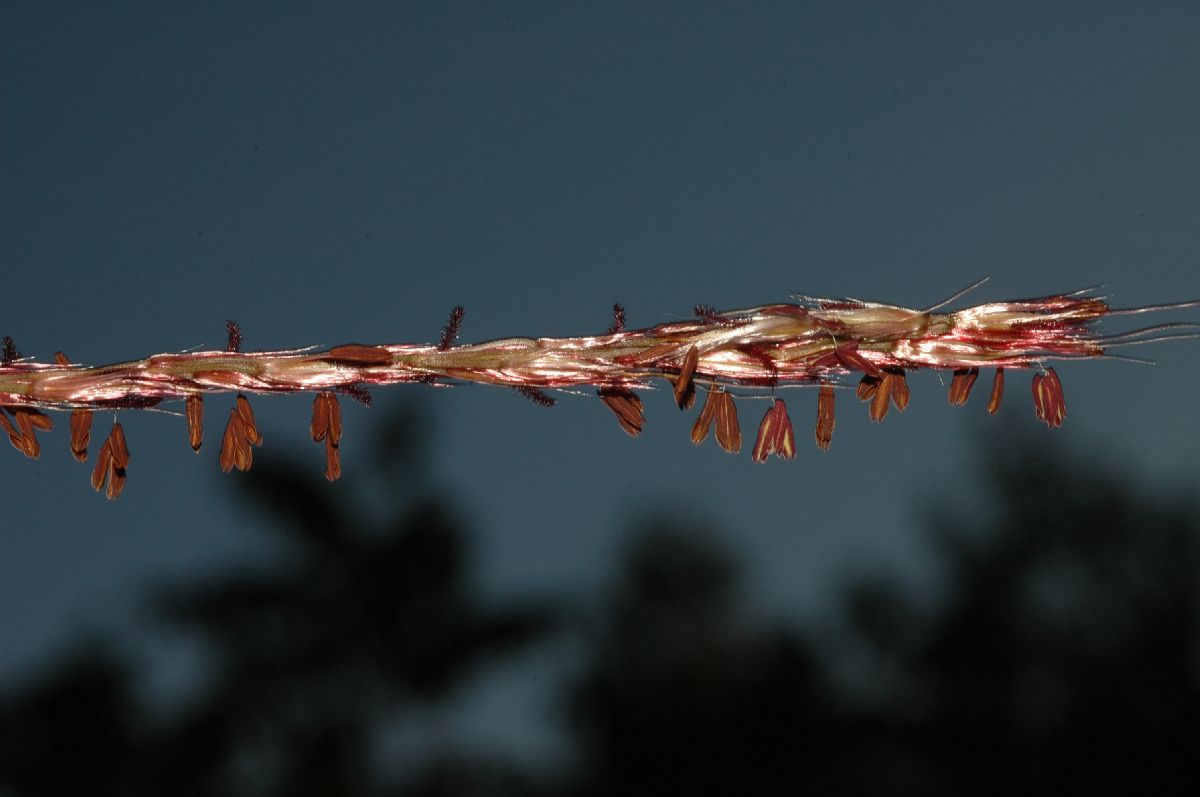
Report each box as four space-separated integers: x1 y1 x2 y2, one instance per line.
562 520 847 794
3 419 1199 796
0 642 142 795
560 428 1200 795
0 400 555 797
837 429 1200 794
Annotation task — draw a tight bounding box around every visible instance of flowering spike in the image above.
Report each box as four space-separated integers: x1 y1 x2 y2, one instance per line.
948 367 979 406
1032 367 1066 428
815 385 835 451
987 368 1005 415
186 395 204 452
601 387 645 438
439 305 464 351
752 399 796 462
70 410 93 461
1 285 1199 492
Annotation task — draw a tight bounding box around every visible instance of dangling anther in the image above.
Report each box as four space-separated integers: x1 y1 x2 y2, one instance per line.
673 346 700 409
70 410 93 462
752 399 796 462
948 367 979 406
91 422 130 499
186 395 204 452
889 369 910 412
694 385 740 453
986 368 1005 415
311 392 343 481
2 408 53 459
1032 367 1066 428
220 394 263 472
815 385 835 451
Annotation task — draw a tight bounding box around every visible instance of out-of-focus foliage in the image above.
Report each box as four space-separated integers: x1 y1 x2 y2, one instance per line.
2 413 1198 795
0 401 556 796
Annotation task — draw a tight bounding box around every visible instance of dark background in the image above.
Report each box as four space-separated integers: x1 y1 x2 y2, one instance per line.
3 3 1199 793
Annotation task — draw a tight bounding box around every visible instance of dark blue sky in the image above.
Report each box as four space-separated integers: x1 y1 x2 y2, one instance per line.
3 1 1200 755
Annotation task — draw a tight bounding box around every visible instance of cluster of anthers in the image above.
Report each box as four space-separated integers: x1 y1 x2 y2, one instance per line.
1 280 1196 499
